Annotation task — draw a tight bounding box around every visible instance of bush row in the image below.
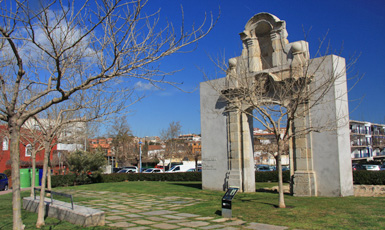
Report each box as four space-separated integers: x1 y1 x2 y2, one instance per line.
51 172 202 188
353 170 385 185
255 171 291 183
255 170 385 185
51 170 385 188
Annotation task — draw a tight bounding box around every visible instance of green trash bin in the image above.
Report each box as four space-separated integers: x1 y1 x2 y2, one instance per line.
30 168 39 187
20 168 31 188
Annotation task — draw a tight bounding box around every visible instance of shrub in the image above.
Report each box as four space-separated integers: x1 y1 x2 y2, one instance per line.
353 171 385 185
3 169 11 177
51 174 76 187
51 172 202 188
255 171 290 183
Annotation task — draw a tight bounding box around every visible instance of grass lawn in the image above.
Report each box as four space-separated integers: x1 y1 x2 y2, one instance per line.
1 181 384 229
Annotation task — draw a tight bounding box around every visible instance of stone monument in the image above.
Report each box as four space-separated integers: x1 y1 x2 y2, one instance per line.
200 13 353 196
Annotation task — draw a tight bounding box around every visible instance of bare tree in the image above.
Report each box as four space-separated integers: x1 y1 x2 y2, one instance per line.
108 115 135 167
20 121 45 197
30 93 124 227
254 136 289 171
0 0 216 228
181 141 201 170
160 121 182 170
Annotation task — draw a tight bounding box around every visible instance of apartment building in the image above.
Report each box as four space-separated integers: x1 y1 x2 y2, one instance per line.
350 120 385 162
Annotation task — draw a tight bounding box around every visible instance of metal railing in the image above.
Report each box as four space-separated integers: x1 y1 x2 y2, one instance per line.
34 188 74 210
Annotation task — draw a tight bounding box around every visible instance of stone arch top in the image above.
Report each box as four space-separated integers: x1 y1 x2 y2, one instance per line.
243 12 287 38
237 12 312 72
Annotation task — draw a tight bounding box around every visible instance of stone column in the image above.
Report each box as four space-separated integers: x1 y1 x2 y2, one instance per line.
293 103 317 196
270 31 283 67
241 110 256 192
270 30 289 67
227 107 255 192
243 37 262 72
227 109 243 190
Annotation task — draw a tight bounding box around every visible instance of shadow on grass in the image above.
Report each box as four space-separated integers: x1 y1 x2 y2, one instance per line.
170 183 202 190
0 222 12 229
256 188 291 195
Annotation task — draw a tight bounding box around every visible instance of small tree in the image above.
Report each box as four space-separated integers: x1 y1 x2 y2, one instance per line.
109 116 135 167
181 142 201 170
67 150 106 185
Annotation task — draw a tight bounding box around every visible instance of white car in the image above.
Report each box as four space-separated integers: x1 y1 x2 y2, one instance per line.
143 168 163 173
362 165 380 171
118 166 138 173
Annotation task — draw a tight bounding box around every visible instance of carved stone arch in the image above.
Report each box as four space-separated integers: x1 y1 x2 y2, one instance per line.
240 13 290 71
201 12 353 197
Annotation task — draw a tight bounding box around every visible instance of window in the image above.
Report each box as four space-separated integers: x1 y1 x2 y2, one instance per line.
25 144 32 157
2 137 8 150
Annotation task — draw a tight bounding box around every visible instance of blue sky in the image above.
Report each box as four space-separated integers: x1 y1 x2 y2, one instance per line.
122 0 385 137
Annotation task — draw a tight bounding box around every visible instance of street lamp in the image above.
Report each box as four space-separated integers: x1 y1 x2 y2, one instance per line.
139 140 142 173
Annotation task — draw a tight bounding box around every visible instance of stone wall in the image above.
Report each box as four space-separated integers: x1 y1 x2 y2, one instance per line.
354 185 385 197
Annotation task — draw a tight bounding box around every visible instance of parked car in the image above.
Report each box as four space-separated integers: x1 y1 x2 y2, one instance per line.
0 173 9 191
117 168 136 173
352 163 364 171
112 167 122 173
282 165 289 171
186 168 196 172
255 164 274 172
380 165 385 171
122 166 138 173
166 165 192 173
143 168 163 173
362 164 380 171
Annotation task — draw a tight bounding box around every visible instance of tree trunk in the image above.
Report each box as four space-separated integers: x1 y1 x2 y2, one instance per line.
9 124 24 230
277 140 286 208
195 157 198 171
30 150 36 197
36 142 50 228
47 166 52 191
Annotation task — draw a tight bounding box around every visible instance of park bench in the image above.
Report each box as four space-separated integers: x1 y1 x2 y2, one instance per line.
23 188 105 227
33 188 74 209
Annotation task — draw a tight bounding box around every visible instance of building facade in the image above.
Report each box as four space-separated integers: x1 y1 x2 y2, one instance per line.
0 125 56 173
350 120 385 162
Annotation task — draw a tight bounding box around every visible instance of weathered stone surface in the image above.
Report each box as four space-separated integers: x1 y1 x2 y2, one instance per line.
23 197 105 227
354 185 385 197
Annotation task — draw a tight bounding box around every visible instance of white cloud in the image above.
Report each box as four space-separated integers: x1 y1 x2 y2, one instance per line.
134 81 159 91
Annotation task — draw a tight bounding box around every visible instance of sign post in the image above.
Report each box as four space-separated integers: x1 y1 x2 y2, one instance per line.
221 187 239 218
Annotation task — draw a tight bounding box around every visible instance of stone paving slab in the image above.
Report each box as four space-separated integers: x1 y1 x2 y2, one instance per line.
162 214 187 220
109 221 136 228
132 220 157 225
178 221 210 227
151 223 180 229
200 224 226 229
55 189 289 230
245 222 288 230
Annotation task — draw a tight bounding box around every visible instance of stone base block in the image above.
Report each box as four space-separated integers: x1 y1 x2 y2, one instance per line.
227 170 242 191
23 197 105 227
293 171 317 197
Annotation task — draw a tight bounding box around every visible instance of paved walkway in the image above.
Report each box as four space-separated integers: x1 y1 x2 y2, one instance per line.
55 189 288 230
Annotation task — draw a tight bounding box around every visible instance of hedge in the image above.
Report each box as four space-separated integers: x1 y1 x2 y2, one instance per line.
255 171 290 183
51 172 202 188
353 170 385 185
50 170 385 188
